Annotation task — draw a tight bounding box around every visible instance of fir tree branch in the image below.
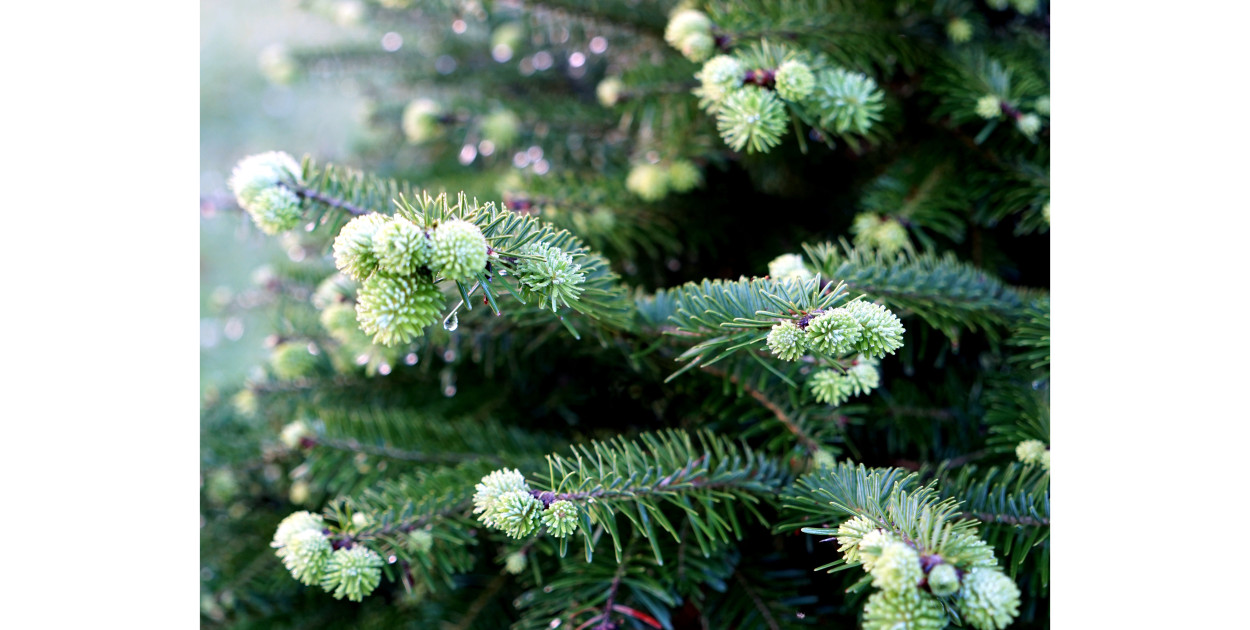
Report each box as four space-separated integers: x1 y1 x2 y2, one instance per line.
965 512 1048 527
733 570 783 630
451 573 510 630
309 436 504 466
291 183 369 216
701 365 820 455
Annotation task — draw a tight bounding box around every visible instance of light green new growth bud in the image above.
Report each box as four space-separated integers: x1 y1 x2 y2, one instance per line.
858 529 898 572
853 213 911 255
430 219 489 281
312 273 355 310
321 546 384 602
474 469 531 527
862 588 948 630
1015 439 1047 465
333 213 389 280
666 159 702 193
1042 201 1050 224
836 515 879 565
871 541 924 592
355 274 445 346
1016 113 1041 137
665 10 713 59
505 551 527 575
270 342 317 380
229 150 303 213
402 99 442 144
280 419 313 449
290 480 311 505
948 18 973 43
372 217 430 275
767 253 814 282
352 513 371 529
697 55 743 103
597 76 625 107
491 22 526 54
516 243 586 312
272 511 327 550
975 94 1002 119
846 359 881 394
246 186 303 235
767 322 808 362
1035 95 1050 116
927 563 960 597
846 301 906 359
626 163 669 202
320 302 361 344
281 529 332 586
680 32 715 62
493 489 544 539
541 500 580 538
1011 0 1039 14
813 448 837 470
1041 450 1050 471
481 109 522 150
717 88 788 153
809 370 853 406
409 529 434 553
665 10 711 46
775 60 816 102
813 68 885 135
807 308 863 355
205 469 239 505
957 568 1021 630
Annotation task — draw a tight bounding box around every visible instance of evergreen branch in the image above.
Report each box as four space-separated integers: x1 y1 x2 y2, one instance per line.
309 436 503 466
533 429 792 562
450 573 510 630
638 275 848 379
292 184 368 216
734 570 782 630
803 242 1030 338
701 364 821 455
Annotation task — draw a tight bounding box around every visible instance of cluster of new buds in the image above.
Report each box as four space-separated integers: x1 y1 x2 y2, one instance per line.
1016 439 1051 470
228 151 305 234
852 213 912 256
974 92 1048 139
766 301 906 363
686 39 885 153
625 159 703 201
472 469 581 539
836 516 1022 630
270 511 384 602
808 356 880 407
332 212 488 346
664 9 716 62
515 243 587 313
768 253 815 283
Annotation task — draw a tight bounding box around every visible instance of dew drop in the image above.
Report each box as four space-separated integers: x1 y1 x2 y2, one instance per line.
543 585 554 593
443 385 457 397
405 353 418 365
355 354 370 366
378 363 391 375
443 312 459 331
549 619 562 628
388 555 398 564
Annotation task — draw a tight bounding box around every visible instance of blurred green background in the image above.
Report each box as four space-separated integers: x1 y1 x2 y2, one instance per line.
200 0 371 393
